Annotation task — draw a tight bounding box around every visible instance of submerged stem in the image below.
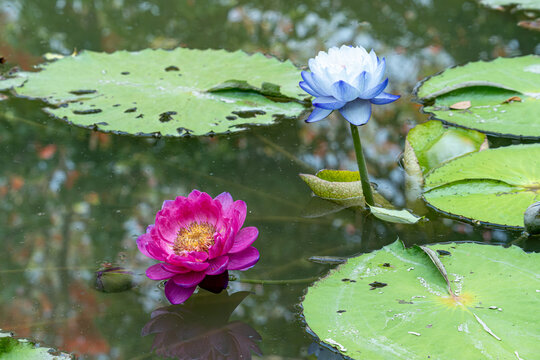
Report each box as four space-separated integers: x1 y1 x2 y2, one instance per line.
349 123 374 206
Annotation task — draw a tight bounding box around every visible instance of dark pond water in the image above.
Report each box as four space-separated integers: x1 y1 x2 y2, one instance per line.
0 1 538 359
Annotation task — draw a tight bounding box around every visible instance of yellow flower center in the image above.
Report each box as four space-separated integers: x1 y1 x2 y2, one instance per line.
173 222 215 254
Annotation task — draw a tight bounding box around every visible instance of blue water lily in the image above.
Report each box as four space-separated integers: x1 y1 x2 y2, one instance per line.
300 45 400 125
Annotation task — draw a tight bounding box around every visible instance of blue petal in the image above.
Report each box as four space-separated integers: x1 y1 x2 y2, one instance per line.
301 71 327 97
359 78 388 100
313 96 346 110
299 81 322 97
339 99 372 126
305 107 332 123
331 80 360 102
371 92 400 105
353 71 367 93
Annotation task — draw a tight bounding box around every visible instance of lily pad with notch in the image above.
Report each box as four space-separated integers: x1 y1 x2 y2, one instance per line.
415 55 540 139
0 48 307 136
423 143 540 228
301 240 540 359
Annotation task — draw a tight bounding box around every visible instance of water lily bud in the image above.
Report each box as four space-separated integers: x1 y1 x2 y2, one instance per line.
95 267 136 293
524 202 540 235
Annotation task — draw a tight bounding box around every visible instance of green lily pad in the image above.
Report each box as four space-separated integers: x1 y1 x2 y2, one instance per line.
479 0 540 10
0 48 306 136
415 55 540 138
423 144 540 228
0 330 72 359
301 240 540 360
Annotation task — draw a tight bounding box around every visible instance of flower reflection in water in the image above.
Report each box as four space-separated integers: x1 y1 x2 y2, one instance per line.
142 291 262 359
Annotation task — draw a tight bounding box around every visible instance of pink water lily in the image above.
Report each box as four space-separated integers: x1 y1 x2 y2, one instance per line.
137 190 260 304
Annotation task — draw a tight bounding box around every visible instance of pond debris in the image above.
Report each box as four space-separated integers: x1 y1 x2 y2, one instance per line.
165 65 180 71
369 281 387 290
450 100 471 110
515 351 524 360
436 249 451 256
69 89 97 95
419 245 455 297
407 267 414 271
124 107 137 113
73 108 102 115
502 96 522 104
159 111 177 122
408 331 421 336
121 71 130 75
473 313 501 341
0 56 5 64
324 338 346 352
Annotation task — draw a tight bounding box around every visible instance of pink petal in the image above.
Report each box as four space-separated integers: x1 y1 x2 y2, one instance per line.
187 189 203 201
161 199 174 209
146 263 175 280
166 254 210 271
218 226 236 255
161 263 191 274
172 271 206 287
227 246 259 271
229 227 258 254
230 201 247 229
155 213 180 242
206 256 229 275
137 233 166 261
164 280 196 304
215 192 233 212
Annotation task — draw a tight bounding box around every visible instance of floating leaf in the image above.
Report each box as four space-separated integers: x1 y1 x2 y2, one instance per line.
479 0 540 11
423 144 540 228
369 206 422 224
0 49 307 136
299 170 391 207
518 19 540 32
416 55 540 138
449 100 471 110
301 240 540 359
0 330 73 359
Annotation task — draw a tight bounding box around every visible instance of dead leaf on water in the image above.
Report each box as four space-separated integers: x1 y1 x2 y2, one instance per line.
502 96 522 104
518 19 540 32
450 101 471 110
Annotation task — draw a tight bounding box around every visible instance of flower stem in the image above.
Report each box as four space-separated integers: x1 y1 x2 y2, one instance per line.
349 123 374 206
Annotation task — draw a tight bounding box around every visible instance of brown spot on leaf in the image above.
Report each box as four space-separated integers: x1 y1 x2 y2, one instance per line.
502 96 522 104
121 71 130 75
0 56 5 64
450 101 471 110
337 310 346 313
165 65 180 71
69 89 97 95
369 281 387 290
73 109 102 115
159 111 177 122
398 299 413 304
124 107 137 113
